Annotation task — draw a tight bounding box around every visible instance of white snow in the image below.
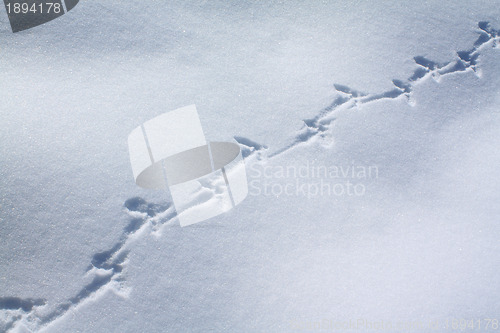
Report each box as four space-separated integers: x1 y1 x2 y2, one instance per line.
1 1 500 332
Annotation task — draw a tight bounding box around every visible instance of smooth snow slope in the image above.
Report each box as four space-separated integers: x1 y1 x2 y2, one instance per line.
1 1 500 332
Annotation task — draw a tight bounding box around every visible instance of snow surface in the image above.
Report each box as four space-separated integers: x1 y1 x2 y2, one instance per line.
1 1 500 332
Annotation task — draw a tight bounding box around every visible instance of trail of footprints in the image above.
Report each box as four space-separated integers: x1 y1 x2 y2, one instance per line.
1 21 498 333
1 199 177 332
269 21 499 158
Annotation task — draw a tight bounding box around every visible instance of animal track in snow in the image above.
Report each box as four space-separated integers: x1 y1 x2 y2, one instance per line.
1 198 176 332
266 21 499 158
2 21 499 333
0 298 46 332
